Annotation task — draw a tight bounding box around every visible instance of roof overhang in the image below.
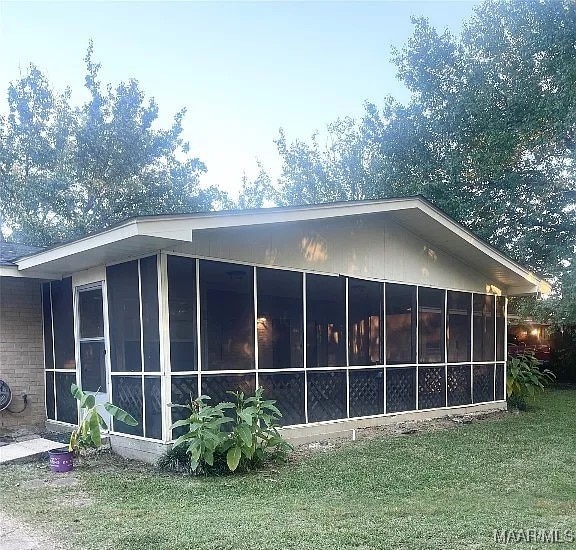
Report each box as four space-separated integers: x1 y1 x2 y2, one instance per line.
13 197 551 295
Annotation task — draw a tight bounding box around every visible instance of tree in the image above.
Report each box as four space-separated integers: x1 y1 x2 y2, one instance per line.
237 161 274 210
0 42 225 246
272 0 576 323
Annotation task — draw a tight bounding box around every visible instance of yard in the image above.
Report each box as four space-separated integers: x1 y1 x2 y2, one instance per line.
1 388 575 550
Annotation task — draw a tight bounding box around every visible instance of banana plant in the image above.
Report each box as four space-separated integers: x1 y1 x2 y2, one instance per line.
69 383 138 453
506 352 556 402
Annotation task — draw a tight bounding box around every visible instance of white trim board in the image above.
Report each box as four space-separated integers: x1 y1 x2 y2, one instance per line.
13 197 550 295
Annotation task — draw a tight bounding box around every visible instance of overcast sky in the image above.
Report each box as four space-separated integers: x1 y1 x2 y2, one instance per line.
0 1 478 197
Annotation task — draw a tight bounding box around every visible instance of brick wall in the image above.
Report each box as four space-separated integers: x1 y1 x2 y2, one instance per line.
0 276 46 431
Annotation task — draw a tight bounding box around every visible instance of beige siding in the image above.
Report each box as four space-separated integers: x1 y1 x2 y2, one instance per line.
0 277 45 431
168 215 496 293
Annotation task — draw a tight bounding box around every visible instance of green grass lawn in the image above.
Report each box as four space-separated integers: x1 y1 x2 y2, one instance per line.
1 388 575 550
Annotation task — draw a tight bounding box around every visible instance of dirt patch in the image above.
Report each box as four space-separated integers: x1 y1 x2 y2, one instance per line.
0 511 66 550
20 474 79 490
56 492 94 508
292 409 510 460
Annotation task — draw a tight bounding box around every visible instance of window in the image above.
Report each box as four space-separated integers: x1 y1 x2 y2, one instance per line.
167 255 197 372
418 287 445 364
473 294 495 361
348 279 382 366
200 260 254 370
306 274 346 368
447 291 471 363
257 268 303 370
385 284 416 365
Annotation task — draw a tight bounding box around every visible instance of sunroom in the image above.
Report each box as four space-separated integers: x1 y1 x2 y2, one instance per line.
14 197 550 460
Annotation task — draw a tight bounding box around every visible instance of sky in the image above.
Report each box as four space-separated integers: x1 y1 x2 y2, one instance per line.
0 1 478 197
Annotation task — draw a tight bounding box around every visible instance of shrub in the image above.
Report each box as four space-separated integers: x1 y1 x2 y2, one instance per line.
507 352 555 410
165 387 292 475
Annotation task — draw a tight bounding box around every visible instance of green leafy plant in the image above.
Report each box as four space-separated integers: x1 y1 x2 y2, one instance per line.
169 395 233 472
220 387 292 472
69 383 138 453
507 352 555 410
168 387 292 475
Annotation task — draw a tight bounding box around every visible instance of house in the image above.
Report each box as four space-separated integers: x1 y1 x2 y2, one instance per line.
0 197 551 461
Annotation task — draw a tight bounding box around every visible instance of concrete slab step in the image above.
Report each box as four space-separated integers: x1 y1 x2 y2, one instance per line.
0 437 66 464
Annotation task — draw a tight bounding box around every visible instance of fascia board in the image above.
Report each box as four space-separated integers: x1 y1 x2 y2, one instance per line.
416 202 552 295
135 198 417 235
16 221 138 271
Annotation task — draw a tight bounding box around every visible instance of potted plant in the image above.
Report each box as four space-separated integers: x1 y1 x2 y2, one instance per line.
49 384 138 473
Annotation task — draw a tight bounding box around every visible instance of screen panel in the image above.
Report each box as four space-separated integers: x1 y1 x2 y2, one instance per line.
349 279 383 366
144 376 162 440
349 369 384 417
79 341 106 393
496 296 506 362
200 373 256 405
107 261 142 372
167 255 197 372
473 364 495 403
473 294 495 362
258 372 305 426
200 261 255 371
78 289 104 339
55 371 78 424
307 370 347 422
170 375 198 439
418 287 445 364
111 376 143 436
418 366 446 409
495 363 505 401
386 367 416 413
140 256 161 372
447 365 471 406
42 283 54 370
306 274 346 368
45 370 55 420
51 278 76 370
257 268 304 370
447 291 471 363
385 284 416 365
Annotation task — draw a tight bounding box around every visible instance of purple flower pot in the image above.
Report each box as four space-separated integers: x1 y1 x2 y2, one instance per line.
49 448 74 473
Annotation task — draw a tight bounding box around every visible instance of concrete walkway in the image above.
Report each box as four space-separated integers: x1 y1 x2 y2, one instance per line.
0 437 64 463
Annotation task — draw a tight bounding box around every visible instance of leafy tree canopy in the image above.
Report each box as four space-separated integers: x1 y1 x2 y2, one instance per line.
271 0 576 325
0 41 225 246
